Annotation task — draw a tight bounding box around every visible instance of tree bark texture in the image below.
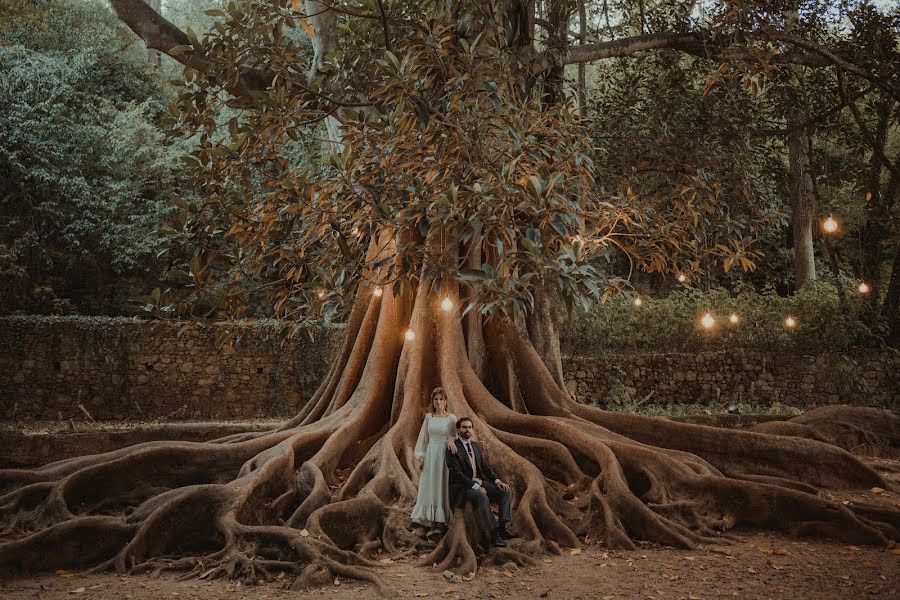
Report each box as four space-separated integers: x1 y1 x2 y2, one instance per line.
787 110 817 289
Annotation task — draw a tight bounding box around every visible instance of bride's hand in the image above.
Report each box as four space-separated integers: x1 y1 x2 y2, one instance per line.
447 441 458 454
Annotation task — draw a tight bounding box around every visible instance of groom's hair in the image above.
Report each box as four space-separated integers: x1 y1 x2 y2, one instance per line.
456 417 473 430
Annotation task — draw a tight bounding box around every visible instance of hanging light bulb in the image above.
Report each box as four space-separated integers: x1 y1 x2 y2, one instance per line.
316 289 327 300
784 316 797 329
404 329 415 342
633 297 642 307
729 313 739 324
351 227 359 236
858 282 871 294
372 286 383 298
822 216 838 234
441 297 453 312
677 273 687 283
701 312 715 329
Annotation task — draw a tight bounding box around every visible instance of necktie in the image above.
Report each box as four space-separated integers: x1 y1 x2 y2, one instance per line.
465 443 476 477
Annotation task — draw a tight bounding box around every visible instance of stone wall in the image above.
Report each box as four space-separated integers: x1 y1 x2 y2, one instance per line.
0 317 342 421
564 350 899 409
1 317 896 421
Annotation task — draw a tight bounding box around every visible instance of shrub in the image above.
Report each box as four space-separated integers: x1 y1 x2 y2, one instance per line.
560 282 887 355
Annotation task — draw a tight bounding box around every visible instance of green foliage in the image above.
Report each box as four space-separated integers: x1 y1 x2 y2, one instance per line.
561 283 887 355
0 0 188 314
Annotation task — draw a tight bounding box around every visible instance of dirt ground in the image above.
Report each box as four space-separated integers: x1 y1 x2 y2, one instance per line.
1 529 897 600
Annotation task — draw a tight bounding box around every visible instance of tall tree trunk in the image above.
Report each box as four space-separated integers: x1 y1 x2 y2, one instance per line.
525 280 566 388
857 97 892 304
576 0 587 117
143 0 161 67
787 110 817 288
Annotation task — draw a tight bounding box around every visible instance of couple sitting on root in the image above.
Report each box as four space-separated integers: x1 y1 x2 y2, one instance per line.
411 387 514 548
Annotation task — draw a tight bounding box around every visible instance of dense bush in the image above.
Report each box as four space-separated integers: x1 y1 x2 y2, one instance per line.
0 0 186 315
560 282 888 355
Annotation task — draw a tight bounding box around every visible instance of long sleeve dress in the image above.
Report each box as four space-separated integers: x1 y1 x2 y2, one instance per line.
410 412 457 526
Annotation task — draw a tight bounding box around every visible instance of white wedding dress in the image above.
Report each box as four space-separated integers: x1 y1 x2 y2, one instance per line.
411 413 457 526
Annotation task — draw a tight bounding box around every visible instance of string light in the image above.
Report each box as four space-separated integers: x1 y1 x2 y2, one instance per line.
372 286 383 298
440 297 453 312
701 312 715 329
404 329 415 342
633 297 643 307
822 216 838 234
729 313 739 324
316 289 326 300
858 282 871 294
351 227 359 236
784 316 797 329
677 273 687 283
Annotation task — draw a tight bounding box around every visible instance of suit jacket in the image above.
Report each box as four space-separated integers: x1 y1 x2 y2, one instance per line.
446 438 499 508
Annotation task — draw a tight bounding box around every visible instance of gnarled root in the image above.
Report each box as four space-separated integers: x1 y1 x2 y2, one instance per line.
3 263 899 586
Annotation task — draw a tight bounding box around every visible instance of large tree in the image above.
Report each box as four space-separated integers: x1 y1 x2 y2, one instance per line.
2 0 899 589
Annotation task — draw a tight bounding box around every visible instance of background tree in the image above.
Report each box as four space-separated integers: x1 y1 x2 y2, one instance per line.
0 0 188 314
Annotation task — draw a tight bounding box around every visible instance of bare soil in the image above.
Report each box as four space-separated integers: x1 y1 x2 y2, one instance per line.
1 529 897 600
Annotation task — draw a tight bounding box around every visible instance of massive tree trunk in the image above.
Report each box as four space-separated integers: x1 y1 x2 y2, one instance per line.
787 110 817 289
2 232 899 586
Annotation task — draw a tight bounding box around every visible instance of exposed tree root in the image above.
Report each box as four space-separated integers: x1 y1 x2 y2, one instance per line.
2 245 899 587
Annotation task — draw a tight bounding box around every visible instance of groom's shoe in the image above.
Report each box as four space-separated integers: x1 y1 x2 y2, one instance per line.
497 527 515 541
491 531 508 547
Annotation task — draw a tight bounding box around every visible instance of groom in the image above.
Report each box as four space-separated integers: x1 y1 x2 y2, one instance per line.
446 417 513 547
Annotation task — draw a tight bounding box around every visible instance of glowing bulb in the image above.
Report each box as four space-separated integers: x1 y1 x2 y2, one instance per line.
404 329 415 342
784 316 797 329
858 282 871 294
701 312 715 329
372 286 383 298
677 273 687 283
633 297 642 307
351 227 359 236
822 216 838 234
729 313 739 324
317 289 326 300
441 297 453 312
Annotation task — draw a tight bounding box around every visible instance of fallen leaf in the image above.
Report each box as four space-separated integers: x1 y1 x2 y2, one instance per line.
379 558 392 564
772 548 790 556
55 570 75 578
689 595 703 600
890 548 900 556
570 549 582 556
415 593 429 598
489 593 501 599
300 529 309 537
840 575 850 580
334 577 341 586
69 588 86 594
846 545 862 551
502 570 514 578
870 487 886 494
757 546 773 554
444 587 454 594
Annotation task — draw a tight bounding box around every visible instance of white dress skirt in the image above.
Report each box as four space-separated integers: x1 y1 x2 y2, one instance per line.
410 413 457 526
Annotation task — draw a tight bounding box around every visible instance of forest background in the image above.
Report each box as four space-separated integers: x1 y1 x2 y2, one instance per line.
1 0 897 356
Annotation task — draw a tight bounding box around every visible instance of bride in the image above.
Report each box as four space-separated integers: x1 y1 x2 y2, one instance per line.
411 387 457 533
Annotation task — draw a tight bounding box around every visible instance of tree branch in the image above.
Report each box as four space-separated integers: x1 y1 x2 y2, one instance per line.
110 0 190 57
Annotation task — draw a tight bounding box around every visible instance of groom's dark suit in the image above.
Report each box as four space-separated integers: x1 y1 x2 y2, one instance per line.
446 438 511 540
